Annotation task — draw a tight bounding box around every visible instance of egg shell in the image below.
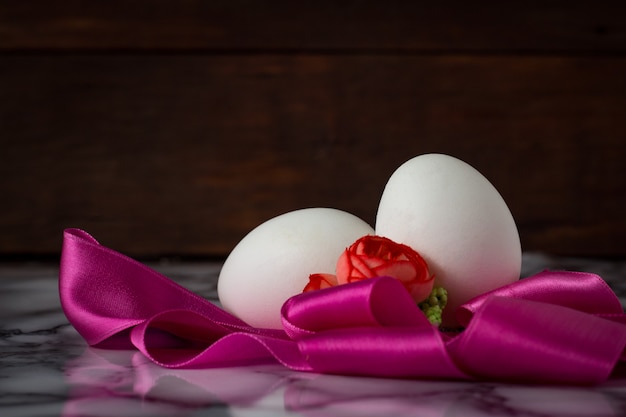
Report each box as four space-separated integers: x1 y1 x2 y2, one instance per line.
375 154 522 326
217 207 374 329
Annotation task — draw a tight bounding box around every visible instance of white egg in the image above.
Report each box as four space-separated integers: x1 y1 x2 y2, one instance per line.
375 154 521 326
217 207 374 329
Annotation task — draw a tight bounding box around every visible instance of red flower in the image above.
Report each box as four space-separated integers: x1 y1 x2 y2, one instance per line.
337 235 434 303
303 235 434 304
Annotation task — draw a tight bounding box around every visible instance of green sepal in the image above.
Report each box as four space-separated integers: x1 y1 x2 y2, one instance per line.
418 286 448 326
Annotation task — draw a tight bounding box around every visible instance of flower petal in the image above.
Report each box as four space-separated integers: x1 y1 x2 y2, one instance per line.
374 261 418 282
304 273 339 292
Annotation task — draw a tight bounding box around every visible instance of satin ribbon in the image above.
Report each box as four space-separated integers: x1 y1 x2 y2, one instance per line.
60 228 626 384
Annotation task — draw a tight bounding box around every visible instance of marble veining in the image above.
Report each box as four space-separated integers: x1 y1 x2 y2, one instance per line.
2 255 626 416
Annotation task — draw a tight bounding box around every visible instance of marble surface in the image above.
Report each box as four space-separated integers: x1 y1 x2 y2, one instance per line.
2 254 626 417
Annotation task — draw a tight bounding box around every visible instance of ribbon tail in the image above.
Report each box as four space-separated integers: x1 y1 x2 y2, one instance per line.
59 228 270 347
129 309 311 371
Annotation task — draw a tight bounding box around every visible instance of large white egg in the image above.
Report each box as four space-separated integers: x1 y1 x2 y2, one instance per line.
375 154 521 326
218 208 374 329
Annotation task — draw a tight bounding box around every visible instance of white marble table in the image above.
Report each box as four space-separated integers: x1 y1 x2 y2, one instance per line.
2 255 626 417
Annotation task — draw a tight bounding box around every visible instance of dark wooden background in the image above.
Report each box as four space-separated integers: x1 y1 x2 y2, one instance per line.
2 1 626 259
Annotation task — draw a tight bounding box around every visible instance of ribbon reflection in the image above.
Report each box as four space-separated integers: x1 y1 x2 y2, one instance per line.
63 348 621 417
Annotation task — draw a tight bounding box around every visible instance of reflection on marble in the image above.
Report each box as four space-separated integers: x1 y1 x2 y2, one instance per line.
2 256 626 416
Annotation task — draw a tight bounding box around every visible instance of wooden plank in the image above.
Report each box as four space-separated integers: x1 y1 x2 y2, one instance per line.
1 0 626 52
1 54 626 257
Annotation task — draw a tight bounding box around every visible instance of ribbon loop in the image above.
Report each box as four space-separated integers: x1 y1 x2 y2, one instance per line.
450 296 626 384
457 270 624 327
281 276 430 339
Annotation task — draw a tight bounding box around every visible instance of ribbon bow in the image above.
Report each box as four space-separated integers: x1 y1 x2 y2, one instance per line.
60 228 626 385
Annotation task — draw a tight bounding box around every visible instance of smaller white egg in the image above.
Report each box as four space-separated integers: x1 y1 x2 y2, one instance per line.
217 208 374 329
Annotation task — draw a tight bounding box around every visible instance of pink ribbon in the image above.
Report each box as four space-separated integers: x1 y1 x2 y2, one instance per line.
60 228 626 385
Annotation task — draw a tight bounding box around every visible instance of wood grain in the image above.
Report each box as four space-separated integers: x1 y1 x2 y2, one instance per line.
2 54 625 257
1 1 625 52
